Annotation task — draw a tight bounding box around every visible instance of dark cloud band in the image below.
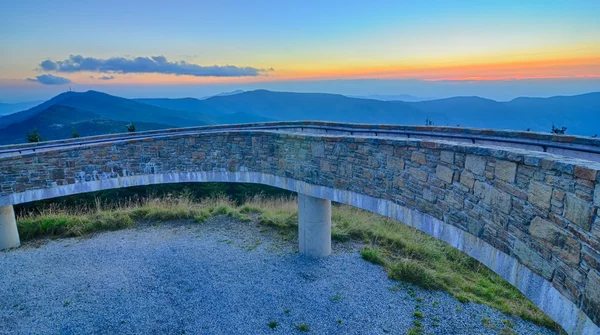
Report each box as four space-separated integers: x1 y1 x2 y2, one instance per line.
40 55 265 77
27 74 71 85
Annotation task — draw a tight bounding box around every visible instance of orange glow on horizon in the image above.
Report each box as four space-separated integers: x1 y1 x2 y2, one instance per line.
57 54 600 86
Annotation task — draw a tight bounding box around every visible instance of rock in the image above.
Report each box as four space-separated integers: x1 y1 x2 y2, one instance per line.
409 167 428 182
436 165 454 184
513 240 554 280
460 171 475 189
411 152 426 165
491 189 512 214
582 270 600 325
529 216 580 266
465 155 486 175
565 193 593 231
495 160 517 183
440 151 454 164
528 181 552 210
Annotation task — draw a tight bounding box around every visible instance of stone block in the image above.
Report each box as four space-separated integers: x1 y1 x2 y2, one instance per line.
386 156 404 171
409 167 428 182
436 165 454 184
582 270 600 325
440 151 454 164
411 152 426 165
529 216 580 266
465 155 486 175
594 184 600 207
460 171 475 189
528 181 552 210
574 166 598 181
495 160 517 183
491 188 512 214
513 240 554 280
49 169 65 180
474 181 492 205
565 193 593 231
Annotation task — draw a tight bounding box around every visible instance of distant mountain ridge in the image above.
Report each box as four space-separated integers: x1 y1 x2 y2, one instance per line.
0 90 598 145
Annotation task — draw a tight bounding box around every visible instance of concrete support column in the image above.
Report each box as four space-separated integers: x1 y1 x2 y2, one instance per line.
0 205 20 250
298 193 331 257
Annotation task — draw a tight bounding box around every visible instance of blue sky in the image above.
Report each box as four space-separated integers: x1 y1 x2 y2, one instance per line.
0 0 599 101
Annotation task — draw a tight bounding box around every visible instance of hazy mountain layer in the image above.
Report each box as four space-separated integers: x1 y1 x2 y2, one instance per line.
0 90 598 145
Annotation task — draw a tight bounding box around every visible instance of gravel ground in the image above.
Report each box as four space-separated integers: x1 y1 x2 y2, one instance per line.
0 216 557 335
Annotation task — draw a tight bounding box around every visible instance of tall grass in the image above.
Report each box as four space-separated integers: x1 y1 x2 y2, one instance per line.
16 195 559 331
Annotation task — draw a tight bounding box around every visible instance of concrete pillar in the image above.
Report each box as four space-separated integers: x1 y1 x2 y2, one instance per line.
298 193 331 257
0 205 20 250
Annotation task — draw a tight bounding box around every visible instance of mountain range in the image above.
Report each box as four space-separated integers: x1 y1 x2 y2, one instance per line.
0 90 598 145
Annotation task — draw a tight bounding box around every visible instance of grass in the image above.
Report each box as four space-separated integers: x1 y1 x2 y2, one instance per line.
268 321 278 329
295 324 310 332
16 195 560 332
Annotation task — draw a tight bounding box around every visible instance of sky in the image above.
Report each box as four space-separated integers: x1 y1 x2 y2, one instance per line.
0 0 599 102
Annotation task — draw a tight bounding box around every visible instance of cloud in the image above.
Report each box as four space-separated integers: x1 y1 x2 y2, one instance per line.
40 55 266 77
26 74 72 85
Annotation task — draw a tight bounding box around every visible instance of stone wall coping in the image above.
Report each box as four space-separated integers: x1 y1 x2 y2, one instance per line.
2 121 600 151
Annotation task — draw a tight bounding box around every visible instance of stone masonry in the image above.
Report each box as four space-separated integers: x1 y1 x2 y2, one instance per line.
1 129 600 331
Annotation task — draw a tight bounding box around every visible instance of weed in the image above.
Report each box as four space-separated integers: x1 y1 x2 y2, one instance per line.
64 300 71 307
332 294 342 302
284 309 291 314
413 311 424 319
360 247 386 265
295 324 310 331
482 317 495 329
502 319 515 328
268 321 278 329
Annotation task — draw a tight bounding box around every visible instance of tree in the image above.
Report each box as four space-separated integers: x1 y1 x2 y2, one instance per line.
72 127 80 138
125 122 136 132
26 129 42 143
551 125 567 134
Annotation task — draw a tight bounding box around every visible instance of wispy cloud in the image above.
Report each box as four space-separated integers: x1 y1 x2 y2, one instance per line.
26 74 71 85
40 55 266 77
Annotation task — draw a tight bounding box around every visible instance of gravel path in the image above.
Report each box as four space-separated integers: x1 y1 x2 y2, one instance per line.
1 216 557 335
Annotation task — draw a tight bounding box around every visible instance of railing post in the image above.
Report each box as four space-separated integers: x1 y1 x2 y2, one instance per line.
298 193 331 257
0 205 20 250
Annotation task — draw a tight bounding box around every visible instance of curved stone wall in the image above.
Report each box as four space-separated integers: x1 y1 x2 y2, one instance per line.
1 130 599 334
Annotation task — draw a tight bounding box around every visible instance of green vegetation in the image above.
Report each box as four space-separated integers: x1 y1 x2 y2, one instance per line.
16 195 559 331
125 121 136 132
413 311 423 319
295 324 310 332
26 128 43 142
268 321 278 329
72 126 80 138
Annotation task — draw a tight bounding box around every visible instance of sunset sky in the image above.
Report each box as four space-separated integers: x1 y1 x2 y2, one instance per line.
0 0 599 101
